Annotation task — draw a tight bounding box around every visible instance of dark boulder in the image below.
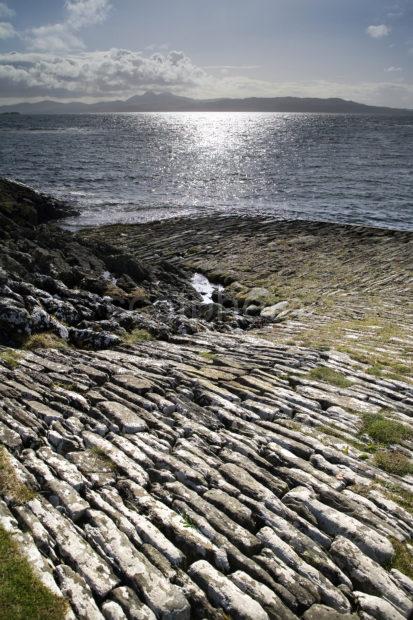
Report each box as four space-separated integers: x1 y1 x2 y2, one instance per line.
0 178 77 228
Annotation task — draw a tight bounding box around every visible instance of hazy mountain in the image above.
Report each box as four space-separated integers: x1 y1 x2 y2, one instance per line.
0 91 411 115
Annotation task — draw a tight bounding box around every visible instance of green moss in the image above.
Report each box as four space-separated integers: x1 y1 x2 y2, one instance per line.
199 351 217 361
349 483 372 496
387 538 413 579
0 526 67 620
0 448 37 505
23 333 68 351
89 447 118 472
122 328 153 345
308 367 352 388
317 424 347 440
52 381 79 392
316 425 370 452
367 363 411 382
361 414 412 446
380 482 413 515
337 346 412 383
350 481 413 515
374 450 413 477
0 349 21 369
367 365 385 377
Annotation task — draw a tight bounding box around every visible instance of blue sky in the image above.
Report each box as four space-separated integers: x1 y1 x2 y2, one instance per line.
0 0 412 106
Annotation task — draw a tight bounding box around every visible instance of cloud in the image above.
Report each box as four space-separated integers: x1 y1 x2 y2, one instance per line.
0 2 14 19
26 0 112 51
204 64 261 71
366 24 391 38
0 48 412 108
0 21 15 39
194 75 413 108
28 24 84 51
0 49 206 98
385 66 402 72
66 0 111 28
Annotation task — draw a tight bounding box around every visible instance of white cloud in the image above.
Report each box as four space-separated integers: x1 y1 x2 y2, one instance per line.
28 24 84 51
193 75 413 108
0 2 14 19
0 49 206 98
66 0 111 28
366 24 391 38
0 21 15 39
26 0 112 51
385 66 402 72
0 49 412 108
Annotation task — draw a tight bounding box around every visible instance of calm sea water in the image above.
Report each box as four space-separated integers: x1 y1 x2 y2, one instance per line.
0 112 412 230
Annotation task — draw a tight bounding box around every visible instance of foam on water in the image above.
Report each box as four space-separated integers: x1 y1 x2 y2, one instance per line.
191 273 224 304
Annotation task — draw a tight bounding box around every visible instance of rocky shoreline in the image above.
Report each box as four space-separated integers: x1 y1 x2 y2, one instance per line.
0 180 412 619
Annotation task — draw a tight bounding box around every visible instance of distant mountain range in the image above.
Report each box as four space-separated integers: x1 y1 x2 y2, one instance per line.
0 91 412 115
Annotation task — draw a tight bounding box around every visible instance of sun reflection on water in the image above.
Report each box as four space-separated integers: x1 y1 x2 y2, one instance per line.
0 111 411 230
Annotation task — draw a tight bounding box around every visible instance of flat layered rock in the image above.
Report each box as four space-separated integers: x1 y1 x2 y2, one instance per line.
86 510 190 619
99 400 148 433
113 375 154 394
0 325 411 619
188 560 269 620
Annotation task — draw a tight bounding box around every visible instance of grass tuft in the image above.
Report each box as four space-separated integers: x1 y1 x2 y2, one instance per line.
374 450 413 477
387 538 413 579
181 512 198 529
361 414 412 446
380 482 413 515
122 328 153 345
317 425 373 452
350 481 413 515
52 381 79 392
308 366 352 388
0 349 21 369
23 333 68 351
0 526 67 620
0 448 37 505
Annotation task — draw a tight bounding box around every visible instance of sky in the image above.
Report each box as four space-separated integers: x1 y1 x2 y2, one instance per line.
0 0 412 107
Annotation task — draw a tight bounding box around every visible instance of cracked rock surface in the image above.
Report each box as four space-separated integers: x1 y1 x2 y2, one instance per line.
1 180 412 618
1 331 412 619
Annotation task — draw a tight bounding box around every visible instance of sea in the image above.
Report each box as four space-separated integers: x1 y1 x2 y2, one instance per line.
0 112 412 231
